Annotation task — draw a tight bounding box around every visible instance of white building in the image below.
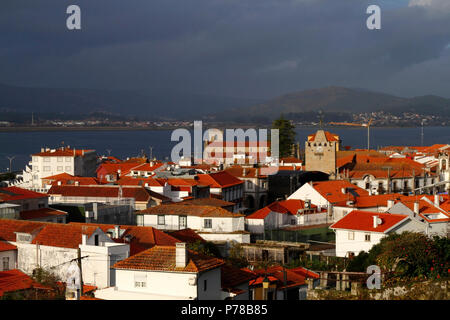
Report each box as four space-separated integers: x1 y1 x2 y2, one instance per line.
94 243 226 300
0 241 17 271
246 199 325 234
330 210 415 257
136 204 250 243
0 220 129 289
288 180 369 222
20 147 97 191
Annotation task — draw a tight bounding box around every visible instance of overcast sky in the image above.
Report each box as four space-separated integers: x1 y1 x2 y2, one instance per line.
1 0 450 99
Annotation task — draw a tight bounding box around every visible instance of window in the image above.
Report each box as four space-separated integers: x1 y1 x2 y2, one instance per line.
134 273 147 288
57 157 63 162
204 219 212 228
57 166 63 171
65 166 72 171
2 257 9 271
135 281 146 288
179 215 187 228
365 233 371 242
157 215 165 225
65 157 72 162
348 231 355 240
44 166 51 172
246 181 253 190
94 234 99 246
44 157 50 162
38 203 45 208
204 279 207 291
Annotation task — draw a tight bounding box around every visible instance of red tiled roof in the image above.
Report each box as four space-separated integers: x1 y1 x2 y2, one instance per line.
113 245 225 273
69 222 180 255
310 180 369 204
138 204 244 218
0 241 16 252
0 220 46 242
250 266 312 289
31 224 99 249
0 187 48 202
247 199 318 219
197 171 243 189
117 177 164 187
48 185 153 202
221 265 257 291
19 208 68 220
351 194 404 208
289 267 320 279
0 269 51 297
308 131 339 142
330 210 409 233
168 229 206 244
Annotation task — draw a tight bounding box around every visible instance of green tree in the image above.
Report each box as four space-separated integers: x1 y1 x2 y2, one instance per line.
187 240 222 258
272 114 296 158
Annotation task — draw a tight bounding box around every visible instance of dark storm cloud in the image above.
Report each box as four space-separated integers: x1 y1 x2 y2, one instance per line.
1 0 449 98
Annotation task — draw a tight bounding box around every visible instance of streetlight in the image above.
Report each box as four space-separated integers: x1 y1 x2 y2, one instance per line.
6 156 15 173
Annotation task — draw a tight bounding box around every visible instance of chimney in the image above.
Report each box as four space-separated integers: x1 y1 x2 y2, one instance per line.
373 215 382 228
57 181 62 186
41 147 45 152
434 194 440 207
387 199 394 210
114 225 120 239
255 168 259 176
176 242 187 268
81 234 88 245
414 201 420 216
75 181 79 186
242 168 246 176
73 148 76 156
341 188 347 194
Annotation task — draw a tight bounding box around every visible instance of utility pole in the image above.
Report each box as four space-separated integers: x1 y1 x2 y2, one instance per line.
6 156 15 173
77 248 84 294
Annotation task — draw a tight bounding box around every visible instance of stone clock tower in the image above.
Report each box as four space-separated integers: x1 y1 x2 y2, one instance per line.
305 130 341 176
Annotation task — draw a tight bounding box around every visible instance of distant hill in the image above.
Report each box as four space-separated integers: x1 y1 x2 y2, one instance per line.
1 84 449 123
0 83 261 121
211 86 450 122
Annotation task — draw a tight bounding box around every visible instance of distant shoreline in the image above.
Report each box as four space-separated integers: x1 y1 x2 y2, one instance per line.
0 124 446 133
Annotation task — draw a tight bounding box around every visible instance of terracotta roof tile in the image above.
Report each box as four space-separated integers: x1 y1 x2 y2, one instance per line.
0 187 48 202
330 210 409 233
0 269 51 297
113 245 224 273
19 208 68 220
0 241 16 252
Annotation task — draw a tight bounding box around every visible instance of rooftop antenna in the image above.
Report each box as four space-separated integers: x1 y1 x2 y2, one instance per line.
106 149 112 157
149 146 153 160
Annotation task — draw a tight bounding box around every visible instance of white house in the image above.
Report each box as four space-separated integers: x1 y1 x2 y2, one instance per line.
94 243 226 300
136 204 250 243
386 195 450 237
330 210 413 257
246 199 326 234
0 220 129 289
287 180 369 222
